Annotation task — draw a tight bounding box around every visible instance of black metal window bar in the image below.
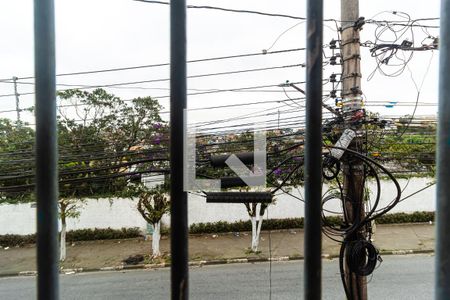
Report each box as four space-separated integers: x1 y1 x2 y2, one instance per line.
436 0 449 299
34 0 59 299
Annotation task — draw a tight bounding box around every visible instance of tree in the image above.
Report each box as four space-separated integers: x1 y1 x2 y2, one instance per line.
0 118 35 203
365 121 437 174
55 89 167 261
58 197 84 261
0 89 167 261
136 184 170 257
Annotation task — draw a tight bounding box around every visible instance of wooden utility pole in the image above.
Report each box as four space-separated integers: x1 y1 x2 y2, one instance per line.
340 0 367 299
12 76 21 123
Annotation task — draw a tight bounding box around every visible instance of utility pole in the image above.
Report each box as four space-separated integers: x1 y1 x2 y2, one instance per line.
12 76 21 123
340 0 367 299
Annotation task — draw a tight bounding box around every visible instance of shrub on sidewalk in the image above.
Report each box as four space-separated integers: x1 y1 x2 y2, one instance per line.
189 218 304 234
189 211 435 234
0 227 142 248
0 234 35 247
376 211 434 224
66 227 141 242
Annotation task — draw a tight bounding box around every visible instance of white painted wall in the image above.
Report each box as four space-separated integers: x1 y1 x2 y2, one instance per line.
0 199 148 235
0 178 435 235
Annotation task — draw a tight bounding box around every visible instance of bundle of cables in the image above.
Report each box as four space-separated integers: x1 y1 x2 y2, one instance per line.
321 146 402 299
365 11 439 80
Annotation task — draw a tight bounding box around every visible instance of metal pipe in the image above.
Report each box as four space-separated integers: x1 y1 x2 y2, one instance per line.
436 0 450 298
304 0 323 299
34 0 59 299
170 0 189 299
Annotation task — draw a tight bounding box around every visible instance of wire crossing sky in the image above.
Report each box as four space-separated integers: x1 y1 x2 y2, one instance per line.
0 0 440 126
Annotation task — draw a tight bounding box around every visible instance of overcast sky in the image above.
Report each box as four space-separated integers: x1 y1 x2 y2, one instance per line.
0 0 441 130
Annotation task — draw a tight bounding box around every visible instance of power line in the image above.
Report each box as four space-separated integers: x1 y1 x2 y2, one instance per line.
0 169 170 193
0 47 305 82
0 64 304 98
0 81 310 115
132 0 307 20
131 1 440 28
0 114 312 157
44 64 305 88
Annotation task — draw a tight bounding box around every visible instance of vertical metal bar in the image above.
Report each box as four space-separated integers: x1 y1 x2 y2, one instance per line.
34 0 59 299
436 1 450 298
170 0 189 299
304 0 323 299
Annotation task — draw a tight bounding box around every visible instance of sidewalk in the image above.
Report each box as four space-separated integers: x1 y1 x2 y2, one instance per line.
0 223 435 276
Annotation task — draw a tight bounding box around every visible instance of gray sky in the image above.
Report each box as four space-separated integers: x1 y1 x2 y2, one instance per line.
0 0 441 129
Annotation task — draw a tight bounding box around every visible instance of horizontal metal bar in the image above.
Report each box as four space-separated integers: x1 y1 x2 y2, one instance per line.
206 192 272 203
220 177 247 188
210 152 264 167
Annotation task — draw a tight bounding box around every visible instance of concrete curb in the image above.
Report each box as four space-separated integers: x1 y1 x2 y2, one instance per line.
1 249 434 278
18 271 37 276
380 249 434 256
0 272 21 278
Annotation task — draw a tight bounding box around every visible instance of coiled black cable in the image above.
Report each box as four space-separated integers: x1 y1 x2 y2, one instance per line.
346 240 379 276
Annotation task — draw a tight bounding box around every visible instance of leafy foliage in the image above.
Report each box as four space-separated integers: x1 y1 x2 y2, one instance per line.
0 227 142 247
0 119 35 202
0 88 168 203
368 131 436 174
136 184 170 225
56 89 167 199
189 211 434 234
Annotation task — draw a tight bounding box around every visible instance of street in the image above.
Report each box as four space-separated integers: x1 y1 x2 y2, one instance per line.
0 254 433 299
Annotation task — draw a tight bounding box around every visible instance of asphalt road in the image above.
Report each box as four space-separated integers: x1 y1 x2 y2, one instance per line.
0 254 434 299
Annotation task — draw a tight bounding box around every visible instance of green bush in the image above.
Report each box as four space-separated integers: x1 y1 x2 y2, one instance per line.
0 227 142 247
189 211 435 234
0 234 35 247
377 211 434 224
189 218 303 234
66 227 141 242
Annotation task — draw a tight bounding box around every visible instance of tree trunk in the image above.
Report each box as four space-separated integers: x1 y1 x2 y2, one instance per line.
251 216 258 252
60 216 67 262
255 216 264 251
152 221 161 257
251 209 265 253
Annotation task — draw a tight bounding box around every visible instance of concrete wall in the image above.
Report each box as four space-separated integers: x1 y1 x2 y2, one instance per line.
0 177 435 235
